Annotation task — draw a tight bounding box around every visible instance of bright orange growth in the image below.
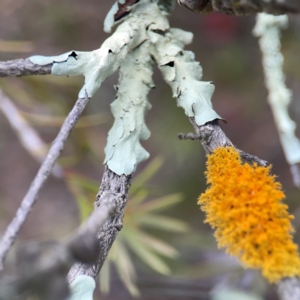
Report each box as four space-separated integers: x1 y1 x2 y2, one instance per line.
198 147 300 282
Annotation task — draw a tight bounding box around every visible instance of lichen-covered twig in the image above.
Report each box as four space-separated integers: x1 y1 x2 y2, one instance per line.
68 38 155 283
30 1 167 99
151 25 267 167
0 0 169 270
0 58 51 77
253 14 300 188
0 94 90 269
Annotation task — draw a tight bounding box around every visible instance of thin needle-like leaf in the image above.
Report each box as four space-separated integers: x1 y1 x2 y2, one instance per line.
99 259 110 294
139 214 189 232
137 194 183 214
130 156 164 195
115 240 139 297
123 230 171 275
129 228 178 258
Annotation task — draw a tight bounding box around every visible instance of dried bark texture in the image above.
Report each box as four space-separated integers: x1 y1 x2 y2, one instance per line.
277 278 300 300
179 0 300 15
67 165 132 283
184 118 268 166
67 202 116 264
0 95 90 269
0 58 52 77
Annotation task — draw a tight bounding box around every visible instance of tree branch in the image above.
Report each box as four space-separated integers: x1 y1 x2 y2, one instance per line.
0 188 117 300
253 13 300 188
277 278 300 300
178 0 300 15
0 94 90 269
0 58 52 77
67 165 131 282
179 118 268 167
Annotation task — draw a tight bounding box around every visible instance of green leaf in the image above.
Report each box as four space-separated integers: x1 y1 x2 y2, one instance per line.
129 189 149 206
128 228 178 258
130 156 164 195
67 173 99 193
123 230 171 275
138 214 189 232
137 194 183 214
99 259 110 294
66 180 93 222
115 240 139 297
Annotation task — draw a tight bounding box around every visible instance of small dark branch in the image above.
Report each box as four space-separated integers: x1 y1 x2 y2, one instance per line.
277 278 300 300
67 165 132 283
0 58 52 77
178 0 299 15
114 0 139 21
178 0 213 13
290 164 300 189
180 118 268 167
0 95 90 269
236 149 268 167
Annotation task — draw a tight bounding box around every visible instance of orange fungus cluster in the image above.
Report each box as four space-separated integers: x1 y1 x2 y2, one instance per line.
198 146 300 282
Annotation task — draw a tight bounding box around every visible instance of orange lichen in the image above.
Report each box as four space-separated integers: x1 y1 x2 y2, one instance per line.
198 146 300 282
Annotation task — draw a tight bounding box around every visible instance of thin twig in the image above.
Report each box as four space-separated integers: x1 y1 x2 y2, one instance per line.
0 58 52 77
0 94 90 269
0 89 62 177
179 118 268 167
290 164 300 189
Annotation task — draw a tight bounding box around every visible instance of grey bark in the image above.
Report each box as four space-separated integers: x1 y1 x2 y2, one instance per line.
178 0 300 15
179 118 268 167
277 278 300 300
67 165 132 283
0 58 52 77
0 95 90 269
67 199 117 264
290 164 300 189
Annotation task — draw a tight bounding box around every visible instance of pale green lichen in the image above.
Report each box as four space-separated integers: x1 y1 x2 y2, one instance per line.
253 14 300 165
68 275 95 300
104 41 153 175
30 1 168 99
150 27 222 126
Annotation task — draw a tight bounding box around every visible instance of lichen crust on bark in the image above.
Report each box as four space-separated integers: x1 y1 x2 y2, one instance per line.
29 1 168 99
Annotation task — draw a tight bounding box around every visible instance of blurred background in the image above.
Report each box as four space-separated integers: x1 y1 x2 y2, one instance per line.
0 1 299 299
